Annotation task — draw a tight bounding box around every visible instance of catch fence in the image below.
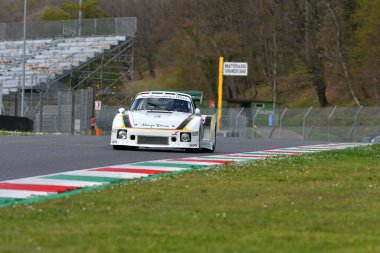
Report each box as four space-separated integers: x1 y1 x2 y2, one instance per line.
213 106 380 142
94 105 380 142
0 87 93 134
0 17 137 41
2 96 379 142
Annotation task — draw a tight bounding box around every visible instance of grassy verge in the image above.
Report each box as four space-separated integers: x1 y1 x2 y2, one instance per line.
1 145 380 253
0 131 65 136
0 131 42 136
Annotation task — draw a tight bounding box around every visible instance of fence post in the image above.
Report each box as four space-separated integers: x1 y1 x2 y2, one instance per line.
80 89 85 133
303 106 313 140
14 92 18 116
252 108 262 126
248 108 261 138
71 89 75 135
0 82 3 115
279 107 288 138
234 107 245 137
57 90 62 132
39 91 43 132
328 106 337 141
94 19 97 36
354 105 363 141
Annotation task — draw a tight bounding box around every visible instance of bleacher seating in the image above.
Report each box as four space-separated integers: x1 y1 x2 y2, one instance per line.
0 35 126 95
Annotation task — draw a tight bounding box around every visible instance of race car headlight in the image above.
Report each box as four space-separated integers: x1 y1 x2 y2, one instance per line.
117 130 128 139
180 132 191 142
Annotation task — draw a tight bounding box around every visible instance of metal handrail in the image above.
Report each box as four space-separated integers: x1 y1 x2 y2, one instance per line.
0 17 137 41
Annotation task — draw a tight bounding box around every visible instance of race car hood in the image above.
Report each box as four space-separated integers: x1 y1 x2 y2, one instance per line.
128 110 193 129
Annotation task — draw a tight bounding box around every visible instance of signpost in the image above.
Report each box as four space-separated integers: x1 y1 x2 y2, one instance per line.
217 58 248 131
223 62 248 76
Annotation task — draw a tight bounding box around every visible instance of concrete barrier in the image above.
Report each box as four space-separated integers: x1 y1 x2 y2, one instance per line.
0 115 34 132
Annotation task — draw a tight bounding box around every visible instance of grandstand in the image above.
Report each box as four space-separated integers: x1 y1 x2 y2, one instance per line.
0 17 136 133
0 35 127 95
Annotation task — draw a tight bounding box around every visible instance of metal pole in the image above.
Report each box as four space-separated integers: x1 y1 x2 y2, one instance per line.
303 106 313 140
71 89 76 135
272 31 277 118
80 89 85 133
252 107 262 127
78 0 83 36
354 105 363 141
234 107 245 137
21 0 27 117
57 91 62 132
39 91 43 132
0 82 3 115
279 107 288 138
328 106 337 141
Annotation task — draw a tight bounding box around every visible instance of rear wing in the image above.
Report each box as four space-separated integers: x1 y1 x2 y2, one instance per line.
179 90 203 103
146 89 203 103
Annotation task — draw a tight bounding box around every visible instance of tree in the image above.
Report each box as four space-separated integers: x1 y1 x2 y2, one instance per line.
41 0 106 21
281 0 329 107
350 0 380 103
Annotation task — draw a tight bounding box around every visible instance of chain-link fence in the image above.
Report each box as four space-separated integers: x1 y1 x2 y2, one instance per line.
93 105 379 142
0 17 137 41
3 96 379 142
212 106 380 142
0 87 93 134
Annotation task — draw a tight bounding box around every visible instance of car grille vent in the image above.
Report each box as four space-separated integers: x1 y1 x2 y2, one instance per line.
137 136 169 145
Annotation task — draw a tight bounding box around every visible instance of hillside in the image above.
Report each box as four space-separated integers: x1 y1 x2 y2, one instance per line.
0 0 379 107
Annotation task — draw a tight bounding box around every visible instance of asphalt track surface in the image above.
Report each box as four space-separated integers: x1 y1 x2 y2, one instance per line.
0 135 327 181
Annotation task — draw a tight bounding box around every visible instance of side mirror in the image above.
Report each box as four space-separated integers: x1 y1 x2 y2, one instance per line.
195 108 201 115
119 108 126 114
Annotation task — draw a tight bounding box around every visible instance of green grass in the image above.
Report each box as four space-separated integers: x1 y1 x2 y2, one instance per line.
1 145 380 252
0 131 66 136
0 130 40 136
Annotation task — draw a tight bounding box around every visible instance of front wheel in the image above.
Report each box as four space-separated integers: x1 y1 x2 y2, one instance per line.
185 127 202 153
113 145 138 151
203 127 216 153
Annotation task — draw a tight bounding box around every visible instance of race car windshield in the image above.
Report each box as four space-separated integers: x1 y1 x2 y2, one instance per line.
130 97 193 113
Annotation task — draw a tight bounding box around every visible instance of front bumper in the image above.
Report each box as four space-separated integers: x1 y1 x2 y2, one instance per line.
110 128 200 149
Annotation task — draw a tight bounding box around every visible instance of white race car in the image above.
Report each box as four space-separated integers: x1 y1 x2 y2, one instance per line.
110 91 216 152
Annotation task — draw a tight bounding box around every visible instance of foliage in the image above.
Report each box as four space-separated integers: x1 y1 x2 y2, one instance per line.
40 0 107 21
0 0 378 106
41 6 72 21
349 0 380 101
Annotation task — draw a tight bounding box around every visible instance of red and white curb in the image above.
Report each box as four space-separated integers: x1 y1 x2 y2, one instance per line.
0 143 368 207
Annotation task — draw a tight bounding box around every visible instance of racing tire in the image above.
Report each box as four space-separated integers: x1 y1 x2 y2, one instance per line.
202 126 216 153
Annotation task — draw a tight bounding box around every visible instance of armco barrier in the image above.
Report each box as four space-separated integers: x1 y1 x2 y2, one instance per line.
0 115 34 132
